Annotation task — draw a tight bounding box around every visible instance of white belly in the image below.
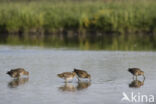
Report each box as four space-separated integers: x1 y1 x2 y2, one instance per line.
66 77 73 81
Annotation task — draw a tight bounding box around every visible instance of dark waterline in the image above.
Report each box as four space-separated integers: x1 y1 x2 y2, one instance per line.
0 33 156 50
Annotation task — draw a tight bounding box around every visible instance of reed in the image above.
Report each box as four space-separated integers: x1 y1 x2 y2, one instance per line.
0 0 156 33
0 0 156 50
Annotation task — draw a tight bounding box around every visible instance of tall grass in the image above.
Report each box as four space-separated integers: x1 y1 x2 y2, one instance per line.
0 0 156 50
0 0 156 33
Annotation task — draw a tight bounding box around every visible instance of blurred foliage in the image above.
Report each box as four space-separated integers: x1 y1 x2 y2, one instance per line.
0 0 156 50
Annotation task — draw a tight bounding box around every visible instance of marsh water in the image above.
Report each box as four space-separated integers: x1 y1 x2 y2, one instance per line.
0 45 155 104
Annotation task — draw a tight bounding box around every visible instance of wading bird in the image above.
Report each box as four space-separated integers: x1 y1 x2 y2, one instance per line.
7 68 29 78
128 68 145 79
57 72 76 82
74 68 91 81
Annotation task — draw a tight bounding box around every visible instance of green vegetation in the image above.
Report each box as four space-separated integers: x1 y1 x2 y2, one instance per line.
0 0 156 50
0 0 156 33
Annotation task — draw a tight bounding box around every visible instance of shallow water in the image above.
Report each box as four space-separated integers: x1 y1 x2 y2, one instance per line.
0 45 155 104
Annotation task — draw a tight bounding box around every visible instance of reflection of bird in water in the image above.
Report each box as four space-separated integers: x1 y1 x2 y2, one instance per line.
128 68 145 79
59 81 91 92
77 81 91 90
59 83 77 92
7 68 29 78
8 78 29 88
57 72 76 82
74 68 91 81
129 79 145 88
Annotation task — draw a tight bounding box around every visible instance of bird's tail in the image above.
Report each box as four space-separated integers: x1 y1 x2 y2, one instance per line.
24 71 29 75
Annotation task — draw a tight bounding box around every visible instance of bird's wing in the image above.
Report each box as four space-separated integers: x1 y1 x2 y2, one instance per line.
62 72 72 77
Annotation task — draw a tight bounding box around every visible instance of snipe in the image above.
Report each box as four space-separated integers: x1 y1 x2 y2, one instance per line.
7 68 29 78
57 72 76 82
128 68 145 79
74 68 91 81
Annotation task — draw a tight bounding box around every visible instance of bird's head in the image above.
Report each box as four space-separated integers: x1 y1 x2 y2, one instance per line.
6 71 10 75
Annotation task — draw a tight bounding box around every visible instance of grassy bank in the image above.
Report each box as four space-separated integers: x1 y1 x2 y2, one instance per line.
0 0 156 33
0 0 156 50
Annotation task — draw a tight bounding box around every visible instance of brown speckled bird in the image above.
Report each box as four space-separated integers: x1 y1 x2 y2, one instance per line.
74 68 91 81
128 68 145 79
7 68 29 78
57 72 76 82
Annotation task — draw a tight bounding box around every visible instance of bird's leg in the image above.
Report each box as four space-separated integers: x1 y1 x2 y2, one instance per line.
78 78 80 82
143 77 145 83
136 76 138 80
89 77 91 82
72 78 74 82
77 76 80 82
69 78 73 83
17 74 20 79
133 76 135 80
143 74 145 80
65 78 68 83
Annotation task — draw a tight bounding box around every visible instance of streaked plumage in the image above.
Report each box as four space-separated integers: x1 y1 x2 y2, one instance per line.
128 68 145 79
57 72 76 82
74 68 91 81
7 68 29 78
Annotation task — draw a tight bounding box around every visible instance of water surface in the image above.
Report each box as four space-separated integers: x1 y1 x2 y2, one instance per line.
0 45 155 104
